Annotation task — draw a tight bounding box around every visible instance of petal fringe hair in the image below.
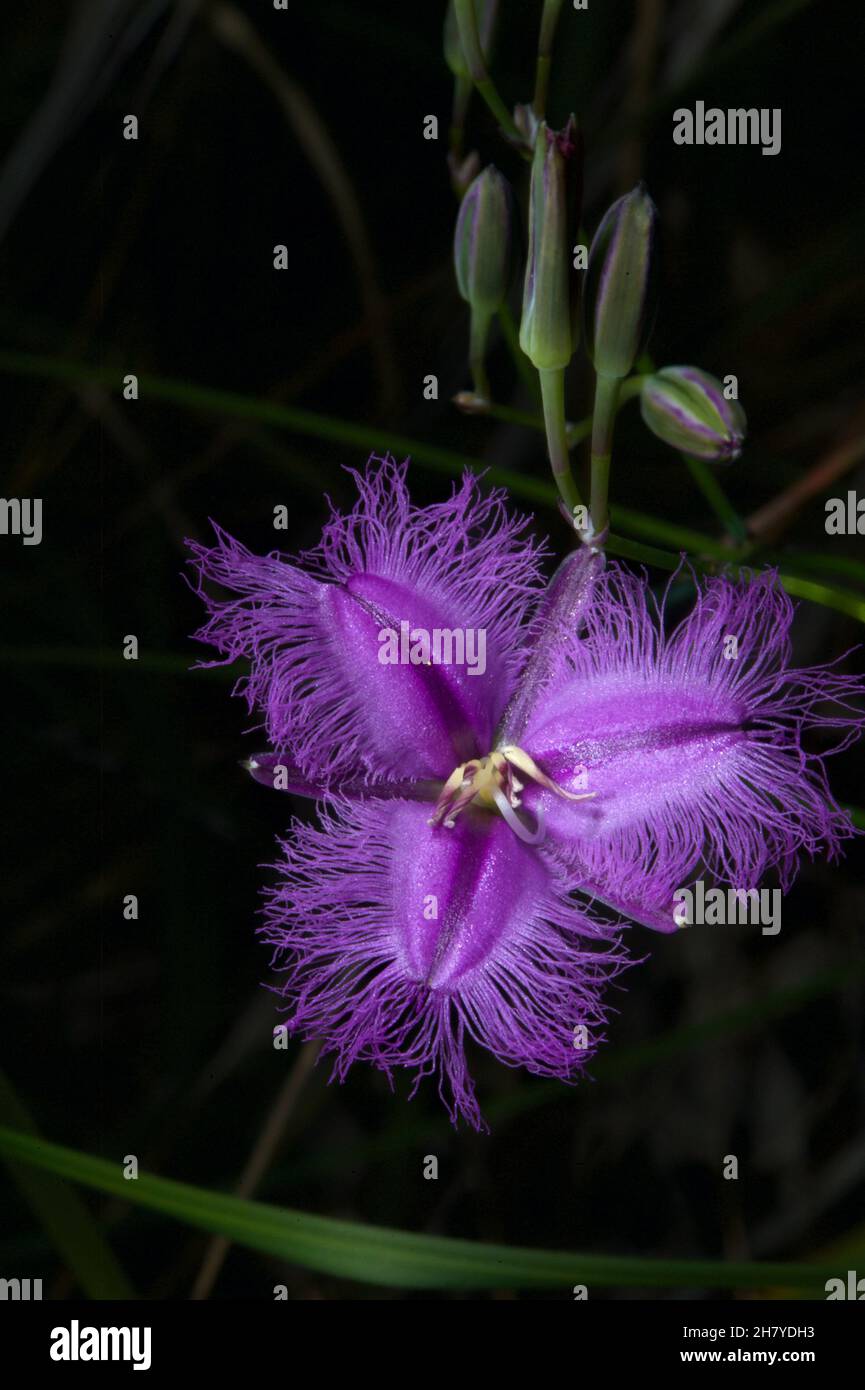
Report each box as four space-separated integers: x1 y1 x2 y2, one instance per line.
560 564 864 899
186 456 547 782
259 798 630 1131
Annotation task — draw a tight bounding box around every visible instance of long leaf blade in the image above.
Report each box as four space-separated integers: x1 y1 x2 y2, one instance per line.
0 1126 855 1293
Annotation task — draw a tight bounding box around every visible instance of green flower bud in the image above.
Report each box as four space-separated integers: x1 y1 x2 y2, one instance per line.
640 366 747 462
519 116 583 372
453 165 516 315
584 183 658 380
512 102 540 149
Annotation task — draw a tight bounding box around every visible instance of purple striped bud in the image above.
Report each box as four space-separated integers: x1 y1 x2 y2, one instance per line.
640 366 747 462
519 116 583 371
584 183 658 379
454 165 516 315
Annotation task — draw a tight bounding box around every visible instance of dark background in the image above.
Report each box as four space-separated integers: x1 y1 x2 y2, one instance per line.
1 0 863 1299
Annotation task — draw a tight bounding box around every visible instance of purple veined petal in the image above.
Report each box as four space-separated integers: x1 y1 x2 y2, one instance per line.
516 565 865 927
496 544 604 746
261 797 629 1131
539 834 682 934
186 455 547 786
244 752 441 805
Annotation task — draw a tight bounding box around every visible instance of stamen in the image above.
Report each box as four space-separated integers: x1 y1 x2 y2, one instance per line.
428 743 595 841
499 745 596 803
492 786 547 844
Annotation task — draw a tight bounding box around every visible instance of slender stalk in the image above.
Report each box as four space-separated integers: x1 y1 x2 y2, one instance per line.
452 392 596 448
475 77 521 140
533 0 564 118
539 366 583 517
565 416 593 447
452 394 545 431
453 0 521 141
453 371 646 444
191 1040 322 1299
4 350 863 622
497 302 542 402
684 453 746 543
469 306 493 402
589 374 621 543
617 372 647 405
618 0 664 189
449 73 473 166
746 427 865 544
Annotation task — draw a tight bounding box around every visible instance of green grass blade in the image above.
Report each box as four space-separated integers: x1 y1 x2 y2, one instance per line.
0 1125 856 1293
2 351 862 620
0 349 488 491
611 504 732 559
0 1070 136 1299
776 548 865 588
683 454 747 543
775 573 865 623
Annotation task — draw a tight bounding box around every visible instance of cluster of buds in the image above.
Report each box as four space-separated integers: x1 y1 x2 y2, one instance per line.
445 1 748 538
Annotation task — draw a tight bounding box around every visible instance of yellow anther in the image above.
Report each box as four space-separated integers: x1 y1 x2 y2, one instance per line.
428 745 594 837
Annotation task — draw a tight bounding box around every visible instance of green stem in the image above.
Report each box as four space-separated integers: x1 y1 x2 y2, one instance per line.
469 305 493 402
4 349 862 623
533 0 564 117
453 0 521 141
1 1124 853 1292
475 78 521 139
565 416 593 448
539 366 583 518
454 372 646 447
497 303 541 403
449 74 473 166
452 397 547 431
617 373 647 405
589 374 621 543
684 453 746 543
533 55 551 119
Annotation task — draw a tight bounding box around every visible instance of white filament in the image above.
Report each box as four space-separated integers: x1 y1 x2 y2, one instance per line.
492 787 546 845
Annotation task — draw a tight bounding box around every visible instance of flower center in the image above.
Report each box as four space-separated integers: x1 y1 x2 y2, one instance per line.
428 744 594 845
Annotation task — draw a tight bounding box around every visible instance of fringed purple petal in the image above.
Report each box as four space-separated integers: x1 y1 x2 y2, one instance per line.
243 751 441 804
518 565 865 927
261 798 629 1131
495 545 604 745
187 455 546 785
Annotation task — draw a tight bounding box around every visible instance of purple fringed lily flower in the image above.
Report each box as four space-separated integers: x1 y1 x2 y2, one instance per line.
188 456 863 1130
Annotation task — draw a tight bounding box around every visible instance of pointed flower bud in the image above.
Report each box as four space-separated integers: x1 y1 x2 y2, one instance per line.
512 102 540 149
454 165 516 315
448 149 481 200
519 116 583 371
640 366 747 462
584 183 658 380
